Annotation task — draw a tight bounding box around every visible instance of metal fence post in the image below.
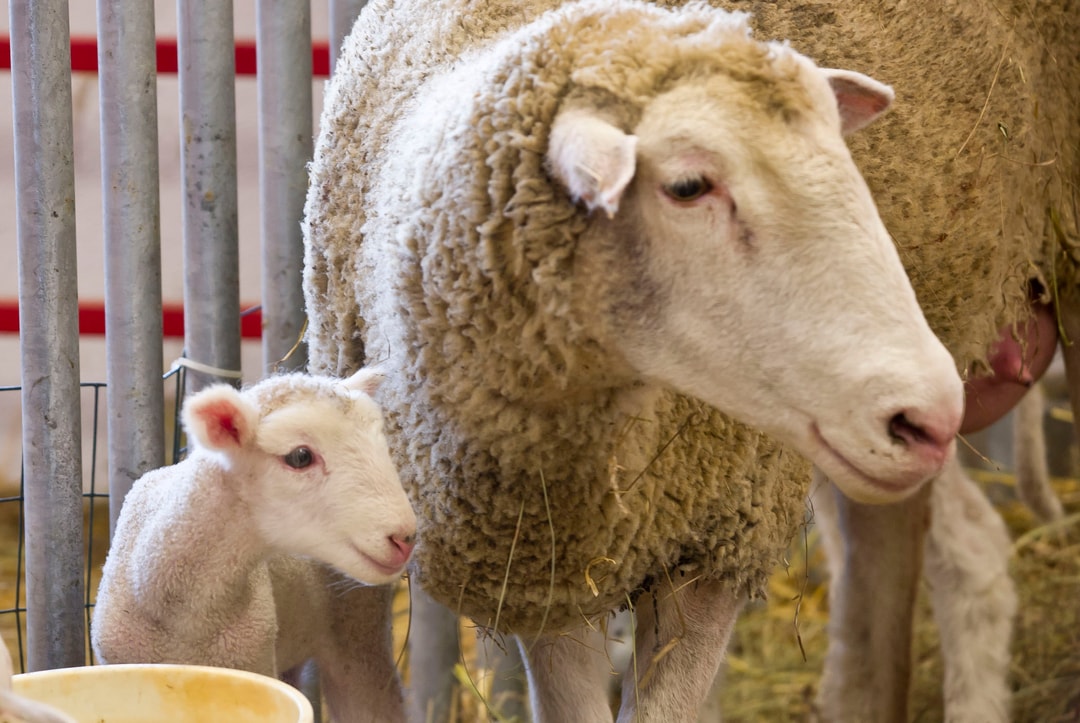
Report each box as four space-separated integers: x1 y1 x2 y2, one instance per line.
97 0 166 535
178 0 242 393
257 0 313 376
329 0 367 74
10 0 87 672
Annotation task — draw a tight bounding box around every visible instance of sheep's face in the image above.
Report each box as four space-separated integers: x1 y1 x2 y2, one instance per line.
548 59 963 504
186 376 416 585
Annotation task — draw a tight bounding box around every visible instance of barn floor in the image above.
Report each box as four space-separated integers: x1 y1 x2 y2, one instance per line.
719 471 1080 723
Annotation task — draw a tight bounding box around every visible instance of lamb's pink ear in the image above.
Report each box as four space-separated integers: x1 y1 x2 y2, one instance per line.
341 367 385 396
182 386 258 452
823 68 894 135
547 108 637 219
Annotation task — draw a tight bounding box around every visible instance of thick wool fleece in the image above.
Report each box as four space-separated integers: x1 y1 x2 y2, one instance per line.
305 0 810 635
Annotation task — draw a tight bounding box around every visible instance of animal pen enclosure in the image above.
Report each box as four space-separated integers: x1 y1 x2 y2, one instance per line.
3 0 365 673
1 1 1078 722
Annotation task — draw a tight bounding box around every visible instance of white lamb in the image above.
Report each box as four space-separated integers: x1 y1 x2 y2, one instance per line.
91 369 416 723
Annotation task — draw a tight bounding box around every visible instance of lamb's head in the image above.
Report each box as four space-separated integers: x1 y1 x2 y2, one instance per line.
182 369 417 585
546 9 963 503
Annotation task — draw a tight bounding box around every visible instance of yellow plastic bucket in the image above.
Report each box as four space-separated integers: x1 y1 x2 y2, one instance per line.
12 663 314 723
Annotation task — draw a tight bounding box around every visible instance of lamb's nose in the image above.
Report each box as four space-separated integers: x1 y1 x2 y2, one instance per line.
388 533 415 564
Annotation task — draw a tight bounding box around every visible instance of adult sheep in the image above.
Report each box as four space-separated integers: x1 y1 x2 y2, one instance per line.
728 2 1077 720
303 0 964 720
92 370 416 723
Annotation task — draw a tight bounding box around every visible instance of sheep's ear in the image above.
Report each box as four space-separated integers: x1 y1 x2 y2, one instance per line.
182 386 258 452
341 367 385 396
822 69 894 135
547 108 637 219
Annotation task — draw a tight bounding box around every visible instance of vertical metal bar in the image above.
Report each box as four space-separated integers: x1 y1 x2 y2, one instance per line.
178 0 241 393
97 0 165 536
329 0 367 74
10 0 87 672
257 0 312 376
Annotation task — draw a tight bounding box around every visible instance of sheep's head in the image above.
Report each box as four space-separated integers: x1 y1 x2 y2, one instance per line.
182 369 417 585
547 39 963 504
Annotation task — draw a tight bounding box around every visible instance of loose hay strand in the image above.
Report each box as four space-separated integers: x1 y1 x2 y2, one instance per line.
492 500 526 636
534 469 557 643
453 654 508 723
638 568 688 690
625 592 641 716
584 557 618 597
792 504 813 663
617 415 694 496
275 316 309 368
958 433 1002 469
955 35 1011 159
394 575 415 681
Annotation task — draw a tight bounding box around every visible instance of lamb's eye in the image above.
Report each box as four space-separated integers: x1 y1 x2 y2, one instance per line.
283 447 314 469
663 176 711 202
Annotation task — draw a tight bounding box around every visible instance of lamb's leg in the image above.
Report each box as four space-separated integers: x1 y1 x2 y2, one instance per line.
319 583 406 723
924 455 1016 723
616 578 743 723
518 626 614 723
815 478 931 723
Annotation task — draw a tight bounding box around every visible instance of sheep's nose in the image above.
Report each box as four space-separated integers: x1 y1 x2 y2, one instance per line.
888 407 959 465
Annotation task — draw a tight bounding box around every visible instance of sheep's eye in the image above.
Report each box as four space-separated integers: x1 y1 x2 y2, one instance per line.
283 447 314 469
663 176 711 202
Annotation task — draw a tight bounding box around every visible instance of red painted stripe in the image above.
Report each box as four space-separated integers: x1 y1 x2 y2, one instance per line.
0 300 262 340
68 37 99 72
156 37 179 74
0 302 17 337
1 36 330 77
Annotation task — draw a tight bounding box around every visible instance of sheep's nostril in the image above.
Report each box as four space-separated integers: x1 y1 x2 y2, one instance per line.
887 407 959 452
888 412 930 447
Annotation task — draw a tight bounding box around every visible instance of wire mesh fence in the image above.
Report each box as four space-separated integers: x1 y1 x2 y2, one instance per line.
0 368 187 674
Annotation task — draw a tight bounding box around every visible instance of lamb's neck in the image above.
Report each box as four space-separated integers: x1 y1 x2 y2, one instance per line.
153 461 272 621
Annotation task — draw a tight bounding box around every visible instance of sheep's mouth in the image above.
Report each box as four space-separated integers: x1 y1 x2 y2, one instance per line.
810 423 912 497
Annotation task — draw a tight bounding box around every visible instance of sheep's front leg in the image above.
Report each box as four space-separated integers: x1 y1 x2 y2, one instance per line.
924 456 1016 722
518 626 615 723
617 578 743 723
814 475 931 723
